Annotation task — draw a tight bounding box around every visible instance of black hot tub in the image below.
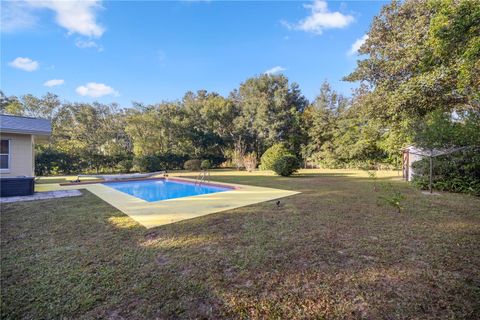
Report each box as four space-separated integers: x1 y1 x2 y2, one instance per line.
0 177 35 197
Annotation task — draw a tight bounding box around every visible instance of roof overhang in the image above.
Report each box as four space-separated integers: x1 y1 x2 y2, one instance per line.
0 129 52 136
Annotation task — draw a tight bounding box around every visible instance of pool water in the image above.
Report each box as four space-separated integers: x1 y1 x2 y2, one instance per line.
103 179 232 202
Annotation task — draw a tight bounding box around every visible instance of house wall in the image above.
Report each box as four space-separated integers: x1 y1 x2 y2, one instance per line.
0 133 34 177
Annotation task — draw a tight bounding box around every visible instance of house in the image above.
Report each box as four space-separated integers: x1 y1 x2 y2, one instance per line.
0 114 52 196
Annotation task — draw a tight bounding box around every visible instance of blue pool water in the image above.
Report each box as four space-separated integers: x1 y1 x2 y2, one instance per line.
103 179 232 202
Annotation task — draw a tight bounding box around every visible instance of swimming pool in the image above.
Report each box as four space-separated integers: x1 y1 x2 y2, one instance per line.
103 179 233 202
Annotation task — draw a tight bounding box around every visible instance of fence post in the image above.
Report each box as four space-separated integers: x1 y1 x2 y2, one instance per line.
429 156 433 194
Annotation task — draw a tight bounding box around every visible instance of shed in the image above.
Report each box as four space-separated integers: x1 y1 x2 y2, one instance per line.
402 145 425 181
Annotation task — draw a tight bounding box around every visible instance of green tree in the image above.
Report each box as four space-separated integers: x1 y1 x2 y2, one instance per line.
52 102 131 172
235 74 307 157
125 102 191 156
344 0 479 164
346 0 479 120
0 92 61 119
0 91 24 115
428 0 480 108
182 90 239 159
307 82 346 166
414 110 480 149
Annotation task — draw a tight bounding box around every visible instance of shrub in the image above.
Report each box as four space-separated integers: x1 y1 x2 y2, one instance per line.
158 154 188 170
117 158 133 173
133 155 163 172
220 159 234 168
272 155 300 176
243 152 258 172
35 146 80 175
200 159 211 170
133 154 189 172
225 146 245 170
260 144 294 170
184 159 202 171
201 154 226 168
412 149 480 195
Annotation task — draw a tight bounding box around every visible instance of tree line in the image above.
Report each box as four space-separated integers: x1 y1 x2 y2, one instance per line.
0 76 402 174
1 0 478 192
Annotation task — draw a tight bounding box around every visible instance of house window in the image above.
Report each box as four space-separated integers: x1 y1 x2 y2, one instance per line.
0 139 10 170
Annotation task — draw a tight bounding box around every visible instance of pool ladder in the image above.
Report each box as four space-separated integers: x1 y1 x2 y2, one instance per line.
195 170 210 185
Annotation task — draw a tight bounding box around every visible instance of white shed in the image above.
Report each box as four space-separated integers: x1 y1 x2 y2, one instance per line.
402 145 425 181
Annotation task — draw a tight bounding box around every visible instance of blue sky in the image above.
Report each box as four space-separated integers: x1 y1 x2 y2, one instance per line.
1 0 387 107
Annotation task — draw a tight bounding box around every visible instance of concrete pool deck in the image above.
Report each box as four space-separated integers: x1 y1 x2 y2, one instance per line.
36 177 300 228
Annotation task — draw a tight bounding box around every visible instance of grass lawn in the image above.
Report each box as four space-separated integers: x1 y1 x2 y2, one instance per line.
2 169 479 319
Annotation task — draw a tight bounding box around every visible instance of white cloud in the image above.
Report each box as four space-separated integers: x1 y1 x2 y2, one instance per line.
75 39 103 51
0 1 37 32
44 79 65 87
76 82 119 98
4 0 105 38
75 39 97 48
283 0 354 35
2 1 105 52
9 57 39 71
265 66 287 75
348 34 368 55
29 0 104 37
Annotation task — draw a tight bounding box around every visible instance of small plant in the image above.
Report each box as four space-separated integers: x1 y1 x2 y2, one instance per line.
243 152 258 172
272 155 300 176
184 159 202 171
378 182 406 213
200 159 211 170
365 170 378 192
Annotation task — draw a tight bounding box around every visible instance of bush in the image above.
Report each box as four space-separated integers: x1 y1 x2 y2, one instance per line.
133 154 188 172
200 159 211 170
411 149 480 196
272 155 300 176
35 147 80 175
36 150 186 176
260 144 294 170
219 159 234 168
243 152 258 172
158 154 188 170
133 155 163 172
201 154 226 168
117 158 133 173
184 159 202 171
231 148 245 170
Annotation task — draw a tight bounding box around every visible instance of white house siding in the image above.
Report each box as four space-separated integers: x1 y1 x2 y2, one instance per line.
0 133 34 177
